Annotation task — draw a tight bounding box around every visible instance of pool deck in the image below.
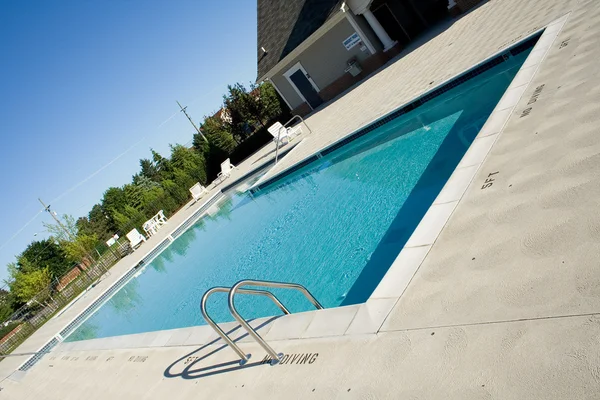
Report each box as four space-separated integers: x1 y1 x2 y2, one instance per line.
3 0 600 397
0 134 286 379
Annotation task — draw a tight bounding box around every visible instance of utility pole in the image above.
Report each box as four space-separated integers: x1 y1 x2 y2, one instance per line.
177 100 208 143
38 198 105 278
38 198 77 242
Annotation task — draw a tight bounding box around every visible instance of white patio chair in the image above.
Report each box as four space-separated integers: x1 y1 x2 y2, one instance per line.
287 123 303 137
189 182 209 203
126 228 146 250
268 122 292 145
217 158 237 182
142 221 154 238
157 210 167 224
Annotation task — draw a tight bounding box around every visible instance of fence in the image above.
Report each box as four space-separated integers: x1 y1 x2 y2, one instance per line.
0 125 274 360
0 240 130 358
0 186 203 359
0 190 194 360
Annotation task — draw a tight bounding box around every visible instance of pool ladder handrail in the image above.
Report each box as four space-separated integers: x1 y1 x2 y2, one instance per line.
274 115 312 164
200 279 323 366
200 286 291 365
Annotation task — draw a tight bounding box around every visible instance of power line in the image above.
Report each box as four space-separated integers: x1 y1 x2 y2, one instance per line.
38 199 77 242
0 209 43 252
38 199 104 278
1 92 219 257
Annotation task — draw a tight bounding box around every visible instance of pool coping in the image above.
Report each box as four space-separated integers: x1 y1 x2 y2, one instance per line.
249 19 547 194
13 143 302 372
51 13 569 359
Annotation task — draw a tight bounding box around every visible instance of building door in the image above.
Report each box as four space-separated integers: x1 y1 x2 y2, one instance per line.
371 0 426 46
284 63 323 110
372 3 411 45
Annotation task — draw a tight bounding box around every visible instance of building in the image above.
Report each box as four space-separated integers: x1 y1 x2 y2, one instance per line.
257 0 455 116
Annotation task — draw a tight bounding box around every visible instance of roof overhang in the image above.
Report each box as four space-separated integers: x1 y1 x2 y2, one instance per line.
258 9 347 82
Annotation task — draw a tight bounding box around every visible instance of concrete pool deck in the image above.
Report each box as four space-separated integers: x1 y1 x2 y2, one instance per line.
3 0 600 397
0 132 294 379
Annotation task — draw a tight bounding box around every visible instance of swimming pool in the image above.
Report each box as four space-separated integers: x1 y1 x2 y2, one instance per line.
67 47 533 342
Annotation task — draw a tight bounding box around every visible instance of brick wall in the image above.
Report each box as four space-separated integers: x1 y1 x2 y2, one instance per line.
0 324 23 345
57 264 86 292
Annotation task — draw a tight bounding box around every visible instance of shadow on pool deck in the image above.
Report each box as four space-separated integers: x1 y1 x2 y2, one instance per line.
163 316 280 380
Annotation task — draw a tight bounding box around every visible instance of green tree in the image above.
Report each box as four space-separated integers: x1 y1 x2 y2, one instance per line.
195 115 237 180
224 81 284 139
135 175 162 192
78 204 113 241
0 289 15 321
113 205 147 234
141 185 168 217
139 158 161 182
43 214 99 264
20 240 70 279
170 144 207 185
7 264 52 304
199 115 236 154
161 179 188 207
42 214 78 242
151 149 174 181
225 83 258 140
257 81 284 121
101 187 127 232
192 131 210 154
61 234 98 264
124 183 144 211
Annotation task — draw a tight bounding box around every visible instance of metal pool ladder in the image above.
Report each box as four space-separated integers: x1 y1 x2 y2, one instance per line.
200 279 323 365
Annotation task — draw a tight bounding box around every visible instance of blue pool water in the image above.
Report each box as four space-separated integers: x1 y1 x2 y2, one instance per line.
67 49 532 341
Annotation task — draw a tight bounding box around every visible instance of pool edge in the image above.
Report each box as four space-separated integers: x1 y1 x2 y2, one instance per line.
18 13 570 369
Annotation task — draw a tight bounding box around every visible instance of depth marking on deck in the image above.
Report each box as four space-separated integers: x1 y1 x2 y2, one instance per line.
261 352 319 365
128 355 148 363
481 171 500 190
520 84 546 118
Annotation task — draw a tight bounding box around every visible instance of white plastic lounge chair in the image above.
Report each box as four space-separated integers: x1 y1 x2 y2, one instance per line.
268 122 292 145
189 182 209 202
126 228 146 250
217 158 237 182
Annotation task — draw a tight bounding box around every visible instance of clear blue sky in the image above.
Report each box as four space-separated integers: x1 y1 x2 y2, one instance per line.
0 0 258 282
